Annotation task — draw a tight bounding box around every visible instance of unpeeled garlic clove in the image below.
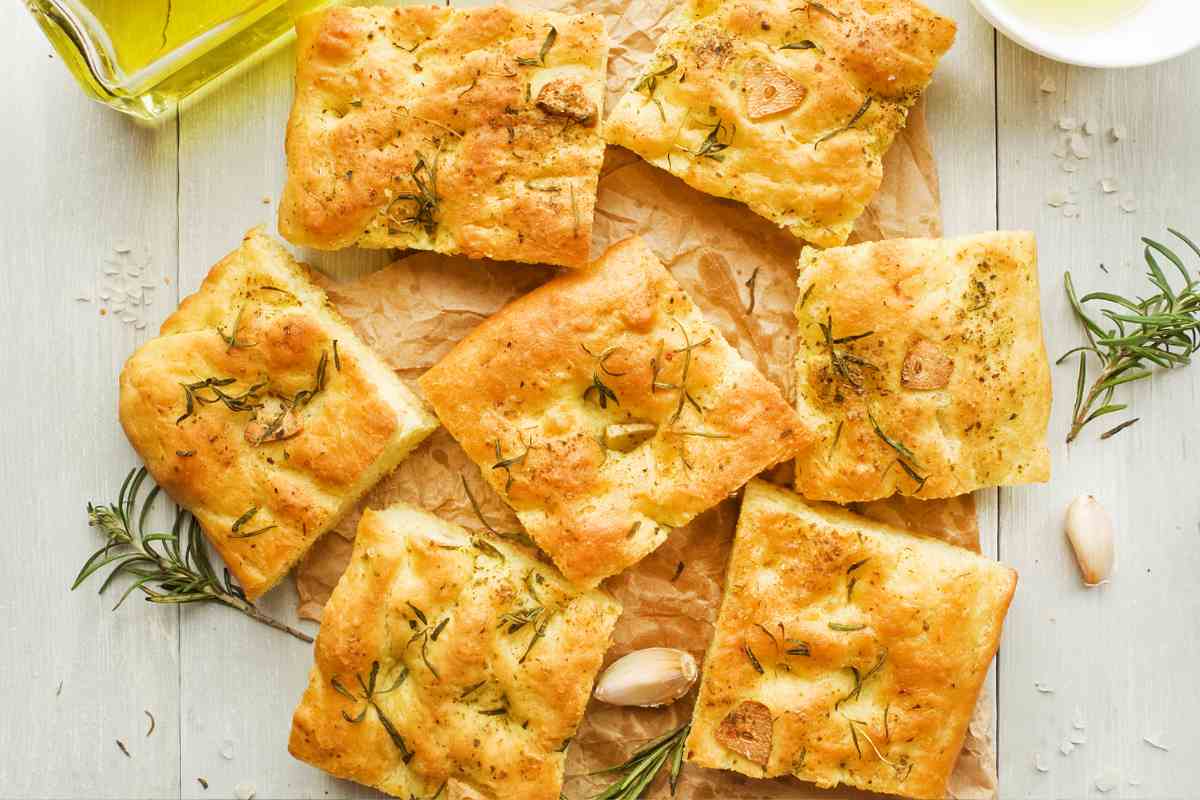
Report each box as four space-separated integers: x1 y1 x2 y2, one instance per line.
593 647 698 707
1065 494 1115 586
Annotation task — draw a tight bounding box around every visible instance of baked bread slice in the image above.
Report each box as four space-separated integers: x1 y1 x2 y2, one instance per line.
118 229 438 600
289 502 621 800
278 5 608 268
793 231 1052 503
687 479 1016 799
419 237 810 588
603 0 955 248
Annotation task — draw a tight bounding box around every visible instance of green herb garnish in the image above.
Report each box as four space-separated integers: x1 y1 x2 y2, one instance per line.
829 622 866 632
1061 229 1200 442
177 377 265 424
217 307 255 351
76 468 312 642
330 661 413 761
819 315 878 391
589 722 691 799
461 476 537 549
517 26 557 66
816 96 872 147
780 39 819 50
229 506 276 539
389 151 440 237
866 408 927 492
405 603 448 679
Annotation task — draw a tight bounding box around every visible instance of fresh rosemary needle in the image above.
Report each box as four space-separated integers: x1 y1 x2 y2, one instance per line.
76 468 313 643
1060 229 1200 442
589 722 691 799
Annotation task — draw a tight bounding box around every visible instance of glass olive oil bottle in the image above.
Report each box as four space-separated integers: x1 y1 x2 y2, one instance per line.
26 0 335 121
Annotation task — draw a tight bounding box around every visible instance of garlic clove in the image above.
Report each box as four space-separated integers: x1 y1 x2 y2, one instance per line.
1065 494 1115 586
604 422 658 453
593 647 698 708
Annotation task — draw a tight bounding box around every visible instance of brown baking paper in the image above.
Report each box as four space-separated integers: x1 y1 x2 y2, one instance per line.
293 1 997 797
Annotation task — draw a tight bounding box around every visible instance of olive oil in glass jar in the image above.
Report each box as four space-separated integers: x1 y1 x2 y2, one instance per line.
26 0 335 121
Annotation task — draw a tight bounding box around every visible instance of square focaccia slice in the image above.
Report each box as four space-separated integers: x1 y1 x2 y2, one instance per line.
603 0 955 248
289 502 621 800
118 229 438 599
419 237 810 587
687 479 1016 799
278 5 607 268
793 231 1052 503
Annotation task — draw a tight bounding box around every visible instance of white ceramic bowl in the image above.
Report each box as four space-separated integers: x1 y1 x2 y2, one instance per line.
969 0 1200 68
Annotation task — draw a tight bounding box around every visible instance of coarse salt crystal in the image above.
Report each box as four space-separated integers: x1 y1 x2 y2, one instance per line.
1034 681 1054 693
1046 192 1069 208
220 739 236 760
1062 161 1079 174
1084 119 1097 136
1060 740 1075 756
114 241 132 254
1069 134 1091 158
1120 195 1138 213
1070 730 1088 745
1110 124 1128 141
1064 206 1080 219
1096 768 1121 793
1058 116 1079 131
234 782 256 800
1040 77 1057 93
1034 753 1050 773
1100 178 1119 193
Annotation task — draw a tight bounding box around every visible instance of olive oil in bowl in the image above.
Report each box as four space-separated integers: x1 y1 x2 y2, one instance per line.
26 0 333 121
998 0 1148 31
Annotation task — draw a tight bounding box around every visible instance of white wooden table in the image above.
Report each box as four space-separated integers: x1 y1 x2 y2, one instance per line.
3 1 1197 798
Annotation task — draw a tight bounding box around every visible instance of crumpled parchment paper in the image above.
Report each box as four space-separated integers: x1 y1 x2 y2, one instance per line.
294 0 997 797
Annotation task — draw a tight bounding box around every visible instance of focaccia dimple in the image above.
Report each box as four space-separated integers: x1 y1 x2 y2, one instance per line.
118 229 437 599
687 479 1016 799
603 0 955 247
418 237 810 588
279 5 608 268
793 231 1052 503
289 502 620 800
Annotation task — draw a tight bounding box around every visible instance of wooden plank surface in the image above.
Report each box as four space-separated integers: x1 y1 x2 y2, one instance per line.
4 0 1200 797
0 5 181 798
996 40 1200 800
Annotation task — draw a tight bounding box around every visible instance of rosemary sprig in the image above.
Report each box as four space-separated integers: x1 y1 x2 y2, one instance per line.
635 54 678 97
460 475 537 549
217 307 255 352
690 118 732 161
405 602 448 679
819 315 877 391
589 722 690 799
517 26 557 66
816 96 872 147
866 408 927 492
1060 229 1200 442
330 661 413 761
582 343 627 410
780 40 818 50
76 469 312 642
635 54 678 120
498 570 555 664
177 376 265 424
390 151 440 237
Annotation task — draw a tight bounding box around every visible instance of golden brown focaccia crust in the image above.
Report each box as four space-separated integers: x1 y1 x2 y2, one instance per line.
793 231 1052 503
603 0 955 247
289 502 620 800
687 479 1016 799
118 229 437 600
278 5 607 268
418 237 810 588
